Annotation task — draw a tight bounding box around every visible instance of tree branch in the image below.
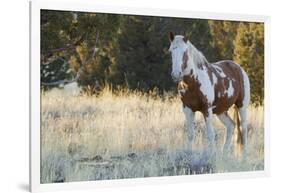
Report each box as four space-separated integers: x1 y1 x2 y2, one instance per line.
84 31 99 66
41 36 84 55
41 31 100 86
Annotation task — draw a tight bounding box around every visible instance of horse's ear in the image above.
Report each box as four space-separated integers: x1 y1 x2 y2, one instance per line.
183 35 189 43
169 32 174 42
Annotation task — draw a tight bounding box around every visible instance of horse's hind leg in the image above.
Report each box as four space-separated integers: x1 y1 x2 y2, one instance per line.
239 106 248 156
217 112 235 155
239 67 250 157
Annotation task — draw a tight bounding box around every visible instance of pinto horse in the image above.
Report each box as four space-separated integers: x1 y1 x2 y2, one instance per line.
168 32 250 155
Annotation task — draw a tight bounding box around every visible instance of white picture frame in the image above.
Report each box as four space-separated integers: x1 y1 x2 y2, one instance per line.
30 0 270 192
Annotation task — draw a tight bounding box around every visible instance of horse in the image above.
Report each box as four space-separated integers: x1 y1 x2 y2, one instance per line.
168 32 250 156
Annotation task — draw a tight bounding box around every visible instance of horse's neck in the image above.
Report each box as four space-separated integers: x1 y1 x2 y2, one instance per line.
183 42 210 84
186 42 209 69
183 60 210 86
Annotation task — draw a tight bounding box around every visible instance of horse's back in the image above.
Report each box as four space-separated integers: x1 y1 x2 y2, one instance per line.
212 60 242 77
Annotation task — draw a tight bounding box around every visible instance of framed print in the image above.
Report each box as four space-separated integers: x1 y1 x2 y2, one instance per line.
30 0 270 192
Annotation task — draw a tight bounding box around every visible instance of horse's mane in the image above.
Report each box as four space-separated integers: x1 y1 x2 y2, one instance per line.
186 41 209 67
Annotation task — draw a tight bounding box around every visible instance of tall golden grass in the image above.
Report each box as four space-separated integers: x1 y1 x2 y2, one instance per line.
41 86 264 183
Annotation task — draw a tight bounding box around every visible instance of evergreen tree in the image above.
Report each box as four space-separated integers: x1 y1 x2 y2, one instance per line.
112 16 174 91
208 20 239 60
40 10 122 89
233 22 264 105
112 16 217 91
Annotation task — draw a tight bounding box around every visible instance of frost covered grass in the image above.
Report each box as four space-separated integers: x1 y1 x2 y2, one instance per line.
41 86 264 183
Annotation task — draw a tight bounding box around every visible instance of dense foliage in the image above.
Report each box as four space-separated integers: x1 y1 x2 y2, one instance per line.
41 10 264 105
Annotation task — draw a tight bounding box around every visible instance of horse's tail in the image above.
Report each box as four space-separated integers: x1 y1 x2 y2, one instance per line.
233 105 243 145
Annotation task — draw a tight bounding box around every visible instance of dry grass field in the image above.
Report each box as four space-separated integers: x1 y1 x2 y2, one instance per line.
41 85 264 183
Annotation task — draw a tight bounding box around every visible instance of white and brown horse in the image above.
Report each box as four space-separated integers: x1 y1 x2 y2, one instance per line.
168 32 250 155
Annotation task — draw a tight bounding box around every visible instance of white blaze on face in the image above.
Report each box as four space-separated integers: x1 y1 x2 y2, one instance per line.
169 36 187 80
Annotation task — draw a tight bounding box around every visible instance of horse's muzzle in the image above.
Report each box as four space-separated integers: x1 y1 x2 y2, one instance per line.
171 72 182 82
171 73 183 82
172 76 183 82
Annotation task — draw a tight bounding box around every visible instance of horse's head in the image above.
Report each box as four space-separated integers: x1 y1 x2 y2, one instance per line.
168 32 189 82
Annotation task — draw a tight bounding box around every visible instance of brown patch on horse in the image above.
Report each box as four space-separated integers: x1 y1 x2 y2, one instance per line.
179 75 209 115
196 63 205 70
179 60 245 117
181 50 189 71
169 32 174 42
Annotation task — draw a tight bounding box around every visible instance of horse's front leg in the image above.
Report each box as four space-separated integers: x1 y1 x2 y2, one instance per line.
183 106 194 151
204 108 216 154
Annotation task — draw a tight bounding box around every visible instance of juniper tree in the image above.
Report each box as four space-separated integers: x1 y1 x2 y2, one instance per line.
233 22 264 105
